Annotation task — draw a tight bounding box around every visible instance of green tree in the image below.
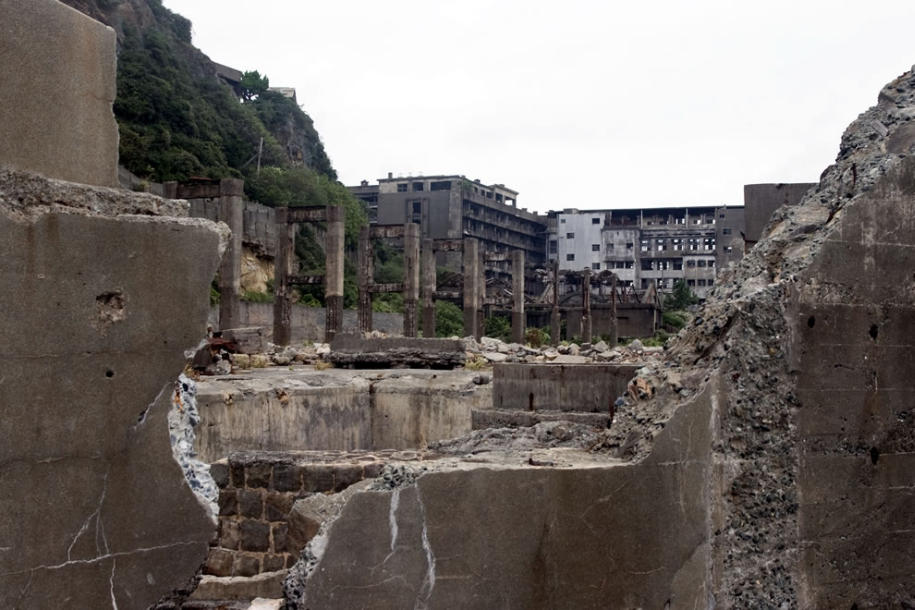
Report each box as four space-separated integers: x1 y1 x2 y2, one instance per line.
435 301 464 337
240 70 269 101
664 279 699 310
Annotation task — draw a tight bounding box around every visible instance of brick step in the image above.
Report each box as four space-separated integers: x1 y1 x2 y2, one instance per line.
472 408 612 430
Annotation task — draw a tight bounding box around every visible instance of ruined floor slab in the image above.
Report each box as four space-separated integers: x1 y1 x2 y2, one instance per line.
194 368 492 461
0 170 227 608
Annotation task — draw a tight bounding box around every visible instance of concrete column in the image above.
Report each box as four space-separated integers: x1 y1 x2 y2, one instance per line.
422 238 436 338
402 222 421 337
582 268 592 344
463 238 481 340
273 207 294 346
609 273 618 347
217 178 244 331
325 205 345 343
357 225 373 334
511 250 525 344
551 260 561 345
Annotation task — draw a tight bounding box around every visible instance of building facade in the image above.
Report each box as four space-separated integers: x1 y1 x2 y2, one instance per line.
350 174 547 273
547 206 745 299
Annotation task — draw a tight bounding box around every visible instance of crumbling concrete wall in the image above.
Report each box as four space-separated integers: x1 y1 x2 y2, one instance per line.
285 378 720 608
0 0 119 186
0 169 227 608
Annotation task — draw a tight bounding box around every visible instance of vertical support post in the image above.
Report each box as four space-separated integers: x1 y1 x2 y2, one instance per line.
357 226 373 334
478 255 485 339
463 238 481 340
582 268 592 344
422 238 436 338
609 274 618 347
511 250 525 344
324 205 345 343
273 207 294 346
550 260 561 345
403 222 420 337
217 178 244 331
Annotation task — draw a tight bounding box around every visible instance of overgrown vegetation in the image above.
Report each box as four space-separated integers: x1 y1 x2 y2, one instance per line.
484 315 511 342
664 279 699 310
435 301 464 337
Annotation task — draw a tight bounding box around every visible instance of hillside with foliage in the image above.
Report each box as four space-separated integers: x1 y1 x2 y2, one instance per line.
61 0 368 306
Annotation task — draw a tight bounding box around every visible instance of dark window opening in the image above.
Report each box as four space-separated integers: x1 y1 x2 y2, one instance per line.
397 183 408 192
412 182 424 192
591 244 600 251
430 181 452 191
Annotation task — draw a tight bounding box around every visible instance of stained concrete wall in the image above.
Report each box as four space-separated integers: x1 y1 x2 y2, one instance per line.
0 0 118 186
288 377 720 608
789 160 915 607
743 183 815 245
0 170 226 608
492 363 638 412
194 369 487 462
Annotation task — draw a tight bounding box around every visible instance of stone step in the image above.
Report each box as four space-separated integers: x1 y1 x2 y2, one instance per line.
472 408 612 430
189 571 286 603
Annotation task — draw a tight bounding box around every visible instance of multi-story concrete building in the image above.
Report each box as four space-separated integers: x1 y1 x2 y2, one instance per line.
349 174 547 273
547 206 745 299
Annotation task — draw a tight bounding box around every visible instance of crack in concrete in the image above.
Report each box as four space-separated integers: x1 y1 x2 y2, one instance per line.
67 469 109 561
109 558 118 610
2 541 203 577
415 487 436 610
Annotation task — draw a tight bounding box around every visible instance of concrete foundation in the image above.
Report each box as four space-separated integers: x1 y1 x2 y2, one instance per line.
492 363 638 412
193 368 489 462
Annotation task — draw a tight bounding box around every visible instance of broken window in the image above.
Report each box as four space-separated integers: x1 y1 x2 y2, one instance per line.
430 181 452 191
686 260 696 268
591 244 600 251
592 262 600 270
697 260 706 268
625 261 633 269
412 182 424 192
397 183 408 192
673 260 683 270
567 232 575 239
640 239 649 252
657 239 667 252
592 217 601 224
722 228 732 235
687 279 696 286
626 242 633 250
641 259 653 271
566 253 575 261
672 238 682 251
549 240 558 254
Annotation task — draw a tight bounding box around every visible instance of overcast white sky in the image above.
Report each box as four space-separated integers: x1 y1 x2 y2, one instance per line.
163 0 915 213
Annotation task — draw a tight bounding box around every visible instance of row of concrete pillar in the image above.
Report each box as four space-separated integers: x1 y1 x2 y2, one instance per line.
216 198 612 347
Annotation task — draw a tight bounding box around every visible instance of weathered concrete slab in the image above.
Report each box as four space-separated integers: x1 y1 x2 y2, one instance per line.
328 334 465 369
285 379 720 609
492 363 638 412
0 171 227 607
0 0 118 186
194 368 487 461
788 157 915 608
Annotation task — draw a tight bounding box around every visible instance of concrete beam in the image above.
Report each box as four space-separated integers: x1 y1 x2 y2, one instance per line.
357 226 372 334
463 238 481 340
324 205 345 342
217 178 244 331
272 207 294 346
511 250 525 344
403 222 420 337
422 238 436 338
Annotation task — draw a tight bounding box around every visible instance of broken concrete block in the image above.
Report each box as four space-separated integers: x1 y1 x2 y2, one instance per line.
0 0 118 186
0 170 227 608
328 334 465 369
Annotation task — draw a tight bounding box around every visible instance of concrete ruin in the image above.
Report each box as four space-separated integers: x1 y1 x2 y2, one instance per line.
0 3 224 607
271 67 915 608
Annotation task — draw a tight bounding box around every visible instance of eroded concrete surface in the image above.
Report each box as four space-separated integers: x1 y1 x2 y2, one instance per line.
0 169 227 608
